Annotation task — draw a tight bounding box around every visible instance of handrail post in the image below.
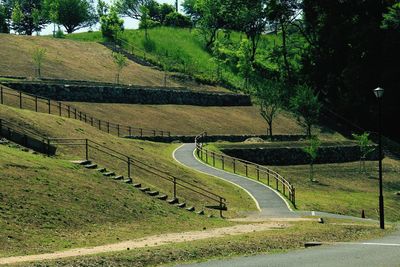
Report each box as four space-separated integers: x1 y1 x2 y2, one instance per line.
84 114 87 123
283 182 286 196
74 108 77 119
0 86 3 104
256 166 260 181
205 150 208 163
48 99 51 114
91 117 94 126
19 91 22 109
117 124 120 137
267 169 270 185
173 177 177 199
107 122 110 133
292 187 296 207
67 105 70 118
221 155 224 170
233 159 236 174
85 139 88 161
98 120 101 130
58 102 62 116
35 96 38 112
127 157 131 178
276 175 279 190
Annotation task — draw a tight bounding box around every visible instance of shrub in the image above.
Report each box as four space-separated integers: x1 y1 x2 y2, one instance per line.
164 12 192 28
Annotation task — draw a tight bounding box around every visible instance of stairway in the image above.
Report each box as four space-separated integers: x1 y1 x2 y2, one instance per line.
72 160 205 216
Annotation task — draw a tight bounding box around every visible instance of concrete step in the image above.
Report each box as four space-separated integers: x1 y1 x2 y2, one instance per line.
84 164 98 169
103 171 115 177
186 206 195 212
176 202 186 208
71 160 91 165
113 175 124 180
97 168 107 173
124 178 133 184
157 194 168 200
147 191 159 196
133 183 142 188
167 198 179 204
139 187 150 192
197 210 205 215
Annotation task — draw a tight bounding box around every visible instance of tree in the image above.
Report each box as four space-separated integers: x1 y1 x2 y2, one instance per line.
100 6 124 41
32 47 46 78
196 0 225 49
96 0 108 18
158 3 175 24
10 0 49 35
236 39 254 90
164 11 191 27
182 0 199 25
50 0 96 34
290 84 321 138
139 5 150 39
115 0 150 20
253 80 283 138
0 4 9 33
302 137 320 182
266 0 300 82
112 52 128 84
352 132 375 173
382 2 400 30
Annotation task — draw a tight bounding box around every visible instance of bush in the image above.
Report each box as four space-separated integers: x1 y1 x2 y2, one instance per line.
164 12 192 28
100 8 124 41
139 19 161 29
142 38 156 52
55 28 65 39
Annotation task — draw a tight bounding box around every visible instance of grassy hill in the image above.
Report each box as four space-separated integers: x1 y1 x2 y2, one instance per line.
0 143 235 257
0 33 225 92
0 104 256 217
66 27 288 90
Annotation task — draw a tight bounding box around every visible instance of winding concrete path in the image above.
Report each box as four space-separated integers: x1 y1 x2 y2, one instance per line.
173 144 298 218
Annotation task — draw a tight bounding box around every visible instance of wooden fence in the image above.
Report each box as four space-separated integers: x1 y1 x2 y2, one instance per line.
195 132 296 207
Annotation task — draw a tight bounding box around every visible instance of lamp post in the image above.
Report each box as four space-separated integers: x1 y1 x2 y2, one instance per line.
373 87 384 229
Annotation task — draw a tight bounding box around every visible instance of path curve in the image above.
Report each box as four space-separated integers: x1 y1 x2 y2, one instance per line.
173 143 297 218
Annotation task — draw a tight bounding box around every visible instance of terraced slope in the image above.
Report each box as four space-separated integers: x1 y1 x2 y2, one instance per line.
0 104 257 218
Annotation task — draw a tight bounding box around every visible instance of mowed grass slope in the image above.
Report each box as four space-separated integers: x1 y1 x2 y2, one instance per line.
65 102 304 135
0 34 180 87
0 105 257 218
0 144 234 257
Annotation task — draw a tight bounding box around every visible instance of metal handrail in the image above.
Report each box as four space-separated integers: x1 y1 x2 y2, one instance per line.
195 132 295 206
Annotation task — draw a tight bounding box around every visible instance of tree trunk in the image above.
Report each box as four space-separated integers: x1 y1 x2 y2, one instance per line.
268 121 273 139
281 23 291 82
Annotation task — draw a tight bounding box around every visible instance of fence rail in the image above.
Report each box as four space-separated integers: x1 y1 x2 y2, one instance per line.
0 86 171 137
194 132 296 207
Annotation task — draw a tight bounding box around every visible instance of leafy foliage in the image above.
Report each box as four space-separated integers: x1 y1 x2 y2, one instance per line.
0 3 10 33
112 52 128 84
32 47 46 78
100 7 124 41
290 84 321 138
164 12 191 28
10 0 49 35
302 137 321 182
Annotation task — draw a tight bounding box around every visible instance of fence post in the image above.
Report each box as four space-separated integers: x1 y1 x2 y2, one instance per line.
233 159 236 174
117 124 120 137
276 175 279 190
91 117 94 126
79 112 82 121
140 128 143 137
212 152 215 166
58 102 61 116
67 105 70 118
98 120 101 130
35 96 38 112
129 126 132 136
221 155 224 170
173 177 177 199
283 182 286 196
153 130 156 137
127 157 131 178
107 122 110 133
267 169 270 185
292 188 296 207
19 91 22 109
0 86 3 104
245 164 248 177
74 108 77 119
168 131 171 137
84 114 87 123
256 166 260 181
48 99 51 114
85 139 88 161
205 150 208 163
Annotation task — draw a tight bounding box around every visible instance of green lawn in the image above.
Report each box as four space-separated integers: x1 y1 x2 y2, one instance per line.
202 143 400 222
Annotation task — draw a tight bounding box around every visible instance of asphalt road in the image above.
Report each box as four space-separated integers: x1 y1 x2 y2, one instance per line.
174 143 297 218
177 229 400 267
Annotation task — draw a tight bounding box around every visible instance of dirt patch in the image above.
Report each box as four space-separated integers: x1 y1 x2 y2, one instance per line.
0 222 288 265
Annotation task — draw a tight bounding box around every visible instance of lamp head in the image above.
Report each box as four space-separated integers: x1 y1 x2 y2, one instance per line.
374 87 384 99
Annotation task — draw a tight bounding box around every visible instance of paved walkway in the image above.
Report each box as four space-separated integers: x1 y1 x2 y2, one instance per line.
173 144 298 218
177 229 400 267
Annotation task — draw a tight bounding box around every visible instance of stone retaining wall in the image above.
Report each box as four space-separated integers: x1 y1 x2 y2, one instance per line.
221 145 379 165
2 82 251 106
